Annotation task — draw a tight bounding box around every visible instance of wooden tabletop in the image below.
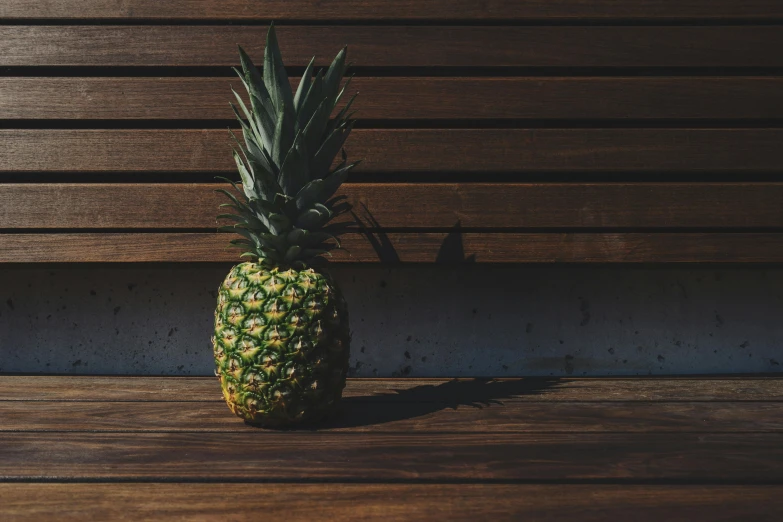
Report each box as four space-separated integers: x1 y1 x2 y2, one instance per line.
1 376 782 520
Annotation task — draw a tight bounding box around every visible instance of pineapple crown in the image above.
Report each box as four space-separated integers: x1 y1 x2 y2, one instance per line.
217 23 359 268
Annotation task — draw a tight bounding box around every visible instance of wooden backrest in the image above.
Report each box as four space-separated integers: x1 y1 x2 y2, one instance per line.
1 2 782 263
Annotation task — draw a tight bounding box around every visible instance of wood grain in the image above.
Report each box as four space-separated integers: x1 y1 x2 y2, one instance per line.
2 129 782 173
4 183 783 230
1 26 780 67
4 77 783 120
1 400 781 433
1 431 781 480
5 232 783 263
1 484 782 522
1 377 779 403
2 0 781 20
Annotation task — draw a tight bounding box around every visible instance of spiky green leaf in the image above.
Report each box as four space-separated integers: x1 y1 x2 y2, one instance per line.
263 24 295 122
284 245 302 261
271 102 296 170
219 25 358 266
310 121 356 178
332 92 358 129
232 150 257 200
236 48 277 143
286 228 308 245
296 69 324 130
295 203 332 229
322 46 347 110
277 129 310 197
293 57 315 113
293 159 354 212
301 98 333 165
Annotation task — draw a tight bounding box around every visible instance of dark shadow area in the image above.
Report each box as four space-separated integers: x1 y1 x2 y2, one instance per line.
319 377 562 430
352 203 401 263
435 221 476 263
353 210 478 264
244 378 561 431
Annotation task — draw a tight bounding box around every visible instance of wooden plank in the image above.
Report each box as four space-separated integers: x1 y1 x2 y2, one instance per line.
2 129 783 173
4 77 783 120
0 233 236 263
1 431 781 480
1 377 780 402
4 183 783 230
1 26 780 67
6 232 783 263
3 0 782 21
1 400 781 433
1 484 782 522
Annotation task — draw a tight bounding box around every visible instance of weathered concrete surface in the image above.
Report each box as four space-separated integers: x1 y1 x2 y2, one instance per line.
0 265 781 376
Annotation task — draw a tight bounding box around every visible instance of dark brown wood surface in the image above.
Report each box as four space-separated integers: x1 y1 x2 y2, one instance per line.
2 129 782 173
3 430 783 481
3 183 783 229
3 77 783 120
2 484 782 522
2 26 781 67
2 376 780 402
1 377 779 518
2 399 781 433
1 6 781 272
5 232 783 263
2 0 781 20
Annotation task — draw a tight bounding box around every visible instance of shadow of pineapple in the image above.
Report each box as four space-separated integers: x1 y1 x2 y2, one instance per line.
248 377 562 430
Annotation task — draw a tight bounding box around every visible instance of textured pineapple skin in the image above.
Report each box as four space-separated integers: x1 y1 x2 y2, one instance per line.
212 262 350 427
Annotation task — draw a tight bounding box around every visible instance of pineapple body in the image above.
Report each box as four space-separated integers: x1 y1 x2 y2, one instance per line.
213 262 350 427
213 25 358 426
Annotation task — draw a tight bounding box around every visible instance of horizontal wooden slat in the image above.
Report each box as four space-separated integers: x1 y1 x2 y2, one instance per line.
1 431 781 480
0 233 235 263
3 1 782 20
4 77 783 120
5 232 783 263
1 26 781 67
1 377 779 402
2 400 781 433
2 129 782 172
3 183 783 229
3 484 782 522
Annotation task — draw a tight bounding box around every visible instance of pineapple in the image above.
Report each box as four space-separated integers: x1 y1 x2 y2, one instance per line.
212 24 358 427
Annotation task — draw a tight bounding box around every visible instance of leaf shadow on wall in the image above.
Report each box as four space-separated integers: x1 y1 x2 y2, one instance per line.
435 220 476 263
353 203 476 264
351 204 401 263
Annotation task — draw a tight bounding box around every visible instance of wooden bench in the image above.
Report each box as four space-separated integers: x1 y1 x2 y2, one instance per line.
2 376 783 520
1 1 783 519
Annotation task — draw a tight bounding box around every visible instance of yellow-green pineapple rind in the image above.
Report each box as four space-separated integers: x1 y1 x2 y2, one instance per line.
213 262 350 427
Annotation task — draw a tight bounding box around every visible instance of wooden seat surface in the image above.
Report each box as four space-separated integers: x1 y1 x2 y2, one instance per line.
0 376 782 520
